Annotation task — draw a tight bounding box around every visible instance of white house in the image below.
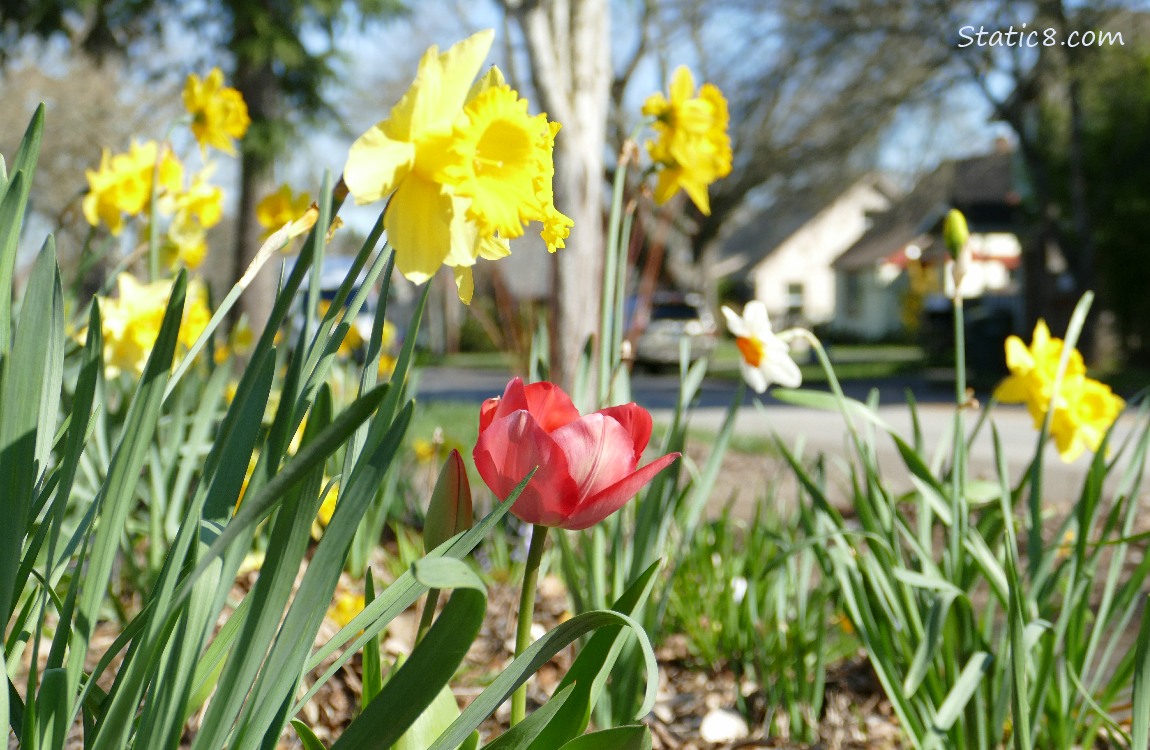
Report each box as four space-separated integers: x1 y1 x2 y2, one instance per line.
831 148 1023 341
711 175 898 328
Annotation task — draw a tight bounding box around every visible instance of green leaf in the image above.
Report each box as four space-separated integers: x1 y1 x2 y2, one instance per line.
331 562 486 750
292 719 329 750
65 273 187 707
556 726 652 750
295 475 532 705
361 572 383 708
426 610 658 750
0 106 44 355
1 658 9 742
392 684 464 750
180 382 390 597
772 387 894 432
904 590 962 697
189 387 334 750
933 652 992 732
527 561 662 749
232 402 413 746
0 237 63 624
1131 595 1150 750
482 685 575 750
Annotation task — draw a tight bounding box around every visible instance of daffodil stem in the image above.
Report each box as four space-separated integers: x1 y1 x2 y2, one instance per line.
791 328 866 455
599 143 633 407
950 295 968 581
511 523 549 726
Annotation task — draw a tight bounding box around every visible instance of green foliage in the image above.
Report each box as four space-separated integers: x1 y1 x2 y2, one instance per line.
781 296 1150 749
665 503 852 741
3 110 657 750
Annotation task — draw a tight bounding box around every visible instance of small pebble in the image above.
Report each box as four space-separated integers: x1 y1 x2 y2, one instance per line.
699 708 749 744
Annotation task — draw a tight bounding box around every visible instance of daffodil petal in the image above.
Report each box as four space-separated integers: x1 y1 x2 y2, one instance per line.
385 176 453 284
721 306 748 338
404 29 495 137
992 375 1030 403
454 266 474 305
344 127 416 204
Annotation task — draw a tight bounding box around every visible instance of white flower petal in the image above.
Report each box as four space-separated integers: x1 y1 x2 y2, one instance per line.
741 360 768 393
721 306 747 337
743 301 771 335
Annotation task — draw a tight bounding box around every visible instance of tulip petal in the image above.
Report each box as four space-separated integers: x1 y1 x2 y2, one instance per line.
482 377 529 427
473 410 575 527
597 403 654 454
550 414 641 510
478 395 503 432
522 381 581 432
562 452 680 531
483 377 580 433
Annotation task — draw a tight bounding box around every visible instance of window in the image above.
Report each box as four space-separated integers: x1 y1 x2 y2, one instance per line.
786 282 804 313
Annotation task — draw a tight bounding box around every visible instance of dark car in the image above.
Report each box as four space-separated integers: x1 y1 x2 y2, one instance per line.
632 292 717 369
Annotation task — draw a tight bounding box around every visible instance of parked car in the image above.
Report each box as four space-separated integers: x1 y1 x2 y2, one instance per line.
632 292 717 369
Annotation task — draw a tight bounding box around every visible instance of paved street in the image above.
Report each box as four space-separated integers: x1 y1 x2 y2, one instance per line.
414 366 1145 510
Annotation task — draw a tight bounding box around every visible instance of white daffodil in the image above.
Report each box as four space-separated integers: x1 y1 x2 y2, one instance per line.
720 301 801 394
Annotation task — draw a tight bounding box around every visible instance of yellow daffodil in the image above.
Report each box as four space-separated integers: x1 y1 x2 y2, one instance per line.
993 320 1124 462
215 319 254 365
412 438 436 463
312 482 340 540
168 170 225 229
993 320 1083 426
318 484 338 526
343 30 570 303
256 183 313 240
327 589 364 630
98 272 212 377
642 66 732 215
83 141 184 235
183 68 251 155
444 71 573 249
721 301 801 394
235 452 260 510
161 216 209 270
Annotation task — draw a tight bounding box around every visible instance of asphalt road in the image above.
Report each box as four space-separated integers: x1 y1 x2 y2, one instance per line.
413 366 1145 509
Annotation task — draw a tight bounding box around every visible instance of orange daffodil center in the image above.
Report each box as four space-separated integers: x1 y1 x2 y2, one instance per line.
342 30 571 303
735 336 765 368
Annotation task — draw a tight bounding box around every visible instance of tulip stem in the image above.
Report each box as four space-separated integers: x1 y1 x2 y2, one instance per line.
511 523 549 726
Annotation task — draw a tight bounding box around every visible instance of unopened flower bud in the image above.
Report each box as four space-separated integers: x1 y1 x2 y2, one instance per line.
943 208 969 259
424 449 473 552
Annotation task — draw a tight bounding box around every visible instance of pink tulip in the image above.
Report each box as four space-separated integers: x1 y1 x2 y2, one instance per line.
473 378 680 531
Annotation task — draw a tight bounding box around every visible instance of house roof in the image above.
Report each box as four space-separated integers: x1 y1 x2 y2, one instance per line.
833 150 1019 272
712 174 899 279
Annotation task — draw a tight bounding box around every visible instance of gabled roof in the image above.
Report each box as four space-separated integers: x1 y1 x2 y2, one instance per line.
712 174 899 279
833 150 1019 271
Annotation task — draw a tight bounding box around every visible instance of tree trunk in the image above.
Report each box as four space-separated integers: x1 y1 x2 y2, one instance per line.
231 56 279 334
505 0 610 392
